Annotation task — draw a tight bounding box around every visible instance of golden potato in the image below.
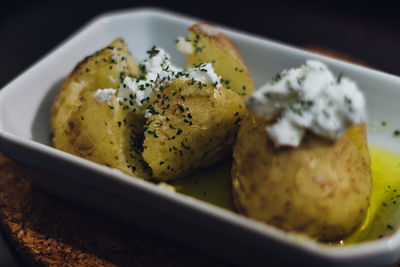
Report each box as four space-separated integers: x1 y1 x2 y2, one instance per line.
232 112 371 241
51 38 139 140
51 35 251 181
179 23 254 98
51 38 151 179
54 91 151 179
142 79 247 180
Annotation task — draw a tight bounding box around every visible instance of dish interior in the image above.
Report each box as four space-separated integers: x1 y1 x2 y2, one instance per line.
1 8 400 264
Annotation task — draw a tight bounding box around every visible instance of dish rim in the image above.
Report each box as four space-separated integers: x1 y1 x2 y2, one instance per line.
1 6 400 264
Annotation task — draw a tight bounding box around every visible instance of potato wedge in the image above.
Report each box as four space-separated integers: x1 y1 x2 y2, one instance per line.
51 39 151 179
51 38 139 138
54 91 150 179
232 112 371 241
142 79 247 180
178 23 254 98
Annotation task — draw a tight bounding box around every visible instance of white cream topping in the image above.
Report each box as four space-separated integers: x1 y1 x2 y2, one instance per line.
117 47 181 112
176 37 193 54
117 46 221 117
108 75 117 83
246 60 366 147
187 63 222 88
93 88 116 103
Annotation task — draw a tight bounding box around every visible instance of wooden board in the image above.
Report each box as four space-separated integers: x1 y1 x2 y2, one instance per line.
0 153 226 266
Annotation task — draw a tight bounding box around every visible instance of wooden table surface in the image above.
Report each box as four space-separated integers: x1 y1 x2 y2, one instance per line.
0 153 228 266
1 0 399 266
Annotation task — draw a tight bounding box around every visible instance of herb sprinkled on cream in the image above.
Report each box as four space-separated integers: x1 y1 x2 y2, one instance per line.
117 46 221 117
246 60 367 147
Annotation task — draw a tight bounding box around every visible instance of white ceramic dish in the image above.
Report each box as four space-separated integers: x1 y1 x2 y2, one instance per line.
1 7 400 266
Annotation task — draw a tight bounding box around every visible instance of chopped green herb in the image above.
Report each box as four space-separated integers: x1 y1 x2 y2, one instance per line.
147 46 160 58
337 72 343 84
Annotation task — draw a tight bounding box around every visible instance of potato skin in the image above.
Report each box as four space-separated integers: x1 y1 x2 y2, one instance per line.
183 23 254 98
142 79 247 181
232 113 371 241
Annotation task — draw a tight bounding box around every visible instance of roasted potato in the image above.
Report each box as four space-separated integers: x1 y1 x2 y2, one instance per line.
232 112 371 241
142 79 247 180
51 38 151 179
51 38 139 143
51 23 256 182
178 23 254 98
55 91 151 179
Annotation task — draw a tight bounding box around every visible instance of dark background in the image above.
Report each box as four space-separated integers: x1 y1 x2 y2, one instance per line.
1 0 400 90
0 0 399 265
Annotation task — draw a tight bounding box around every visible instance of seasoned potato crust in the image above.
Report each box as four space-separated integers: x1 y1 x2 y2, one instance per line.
51 38 151 179
51 38 138 135
232 113 371 241
142 79 246 180
181 23 254 98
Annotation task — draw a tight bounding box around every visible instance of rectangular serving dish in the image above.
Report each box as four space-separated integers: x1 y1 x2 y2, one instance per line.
1 7 400 266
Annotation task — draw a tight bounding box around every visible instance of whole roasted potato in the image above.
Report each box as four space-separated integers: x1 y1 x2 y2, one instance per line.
142 79 246 180
232 112 371 241
177 23 254 98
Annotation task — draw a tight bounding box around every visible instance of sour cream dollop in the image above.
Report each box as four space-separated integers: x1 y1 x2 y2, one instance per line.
246 60 366 147
96 46 221 118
